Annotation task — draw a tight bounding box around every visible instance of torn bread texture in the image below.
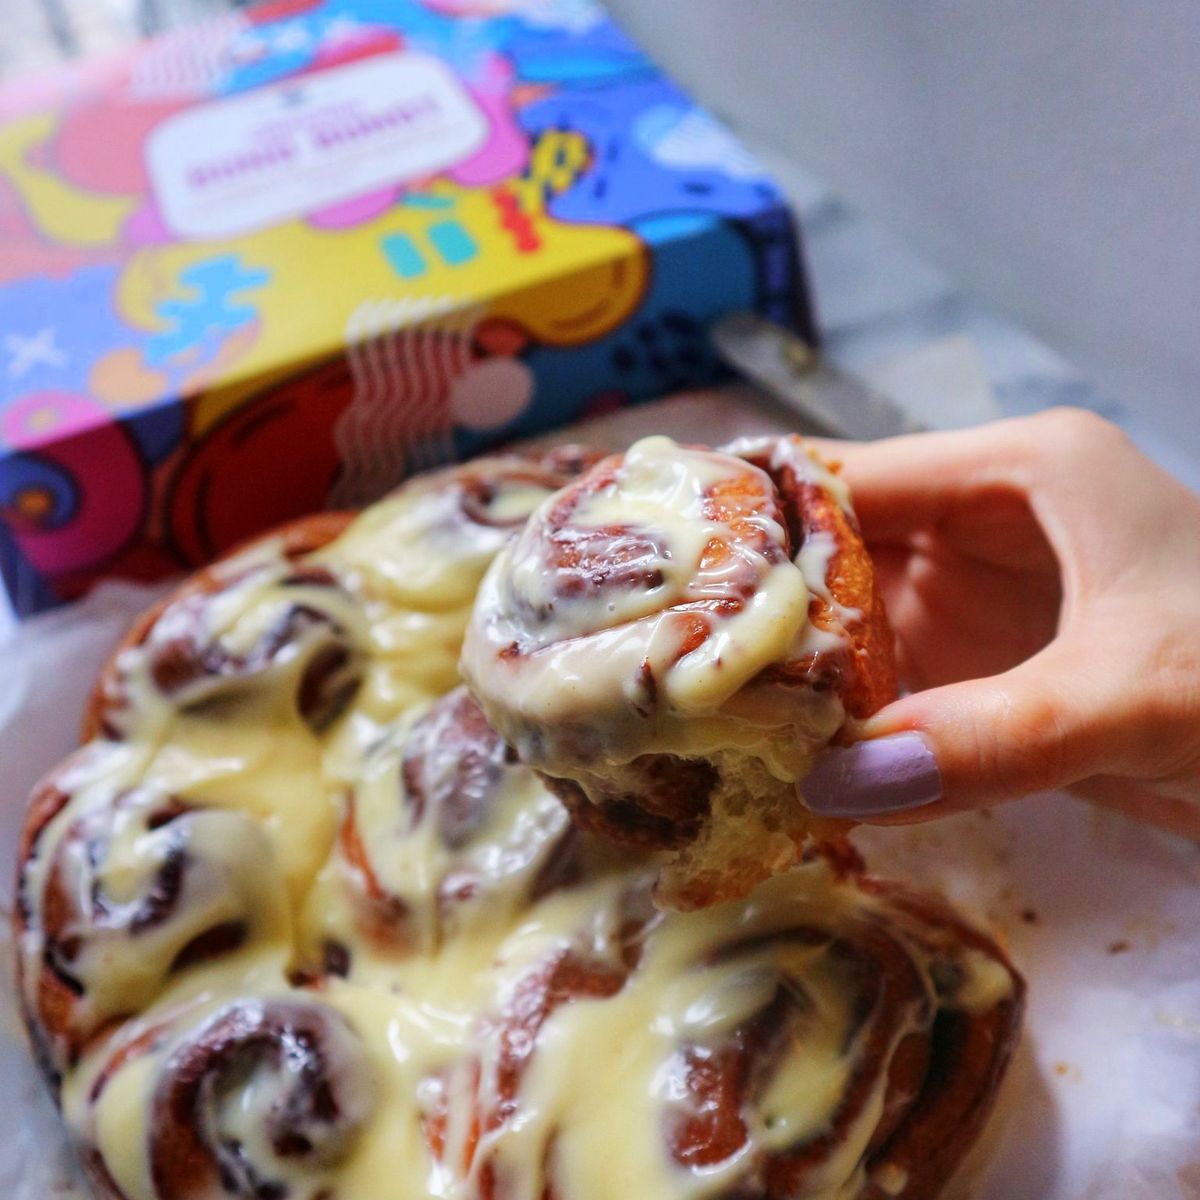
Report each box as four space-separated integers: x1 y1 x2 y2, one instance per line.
462 434 897 908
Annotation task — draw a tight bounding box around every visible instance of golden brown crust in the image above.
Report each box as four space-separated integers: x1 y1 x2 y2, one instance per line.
855 881 1026 1200
742 442 896 722
13 769 81 1087
804 483 896 719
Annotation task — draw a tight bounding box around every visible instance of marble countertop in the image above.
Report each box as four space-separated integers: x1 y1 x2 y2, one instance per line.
755 145 1200 493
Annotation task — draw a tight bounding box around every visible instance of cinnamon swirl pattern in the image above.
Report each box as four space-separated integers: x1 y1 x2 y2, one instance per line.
16 769 290 1082
300 686 583 973
462 435 897 907
96 562 368 739
17 440 1020 1200
69 996 377 1200
417 859 1021 1200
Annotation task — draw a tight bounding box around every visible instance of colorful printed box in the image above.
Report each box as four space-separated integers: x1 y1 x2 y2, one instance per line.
0 0 814 615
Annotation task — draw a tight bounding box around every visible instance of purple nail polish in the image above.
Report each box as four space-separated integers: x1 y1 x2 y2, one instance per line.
801 733 943 817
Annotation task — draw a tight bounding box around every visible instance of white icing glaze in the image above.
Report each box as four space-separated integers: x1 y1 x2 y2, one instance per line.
461 436 853 792
20 787 290 1028
721 434 856 519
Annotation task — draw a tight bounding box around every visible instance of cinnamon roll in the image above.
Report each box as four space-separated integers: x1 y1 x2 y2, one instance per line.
307 686 583 968
17 436 1022 1200
461 435 897 907
424 860 1021 1200
654 879 1023 1200
16 769 289 1082
421 878 658 1198
315 450 601 617
71 996 376 1200
91 559 369 742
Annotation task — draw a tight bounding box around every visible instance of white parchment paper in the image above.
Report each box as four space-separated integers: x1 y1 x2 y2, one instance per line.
2 390 1198 1199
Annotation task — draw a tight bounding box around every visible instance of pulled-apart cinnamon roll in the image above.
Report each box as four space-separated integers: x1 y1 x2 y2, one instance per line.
462 435 897 907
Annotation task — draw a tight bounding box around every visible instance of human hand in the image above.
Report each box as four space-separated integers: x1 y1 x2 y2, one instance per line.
800 408 1200 838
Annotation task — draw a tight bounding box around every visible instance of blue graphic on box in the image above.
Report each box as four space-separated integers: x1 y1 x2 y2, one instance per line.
520 77 781 225
220 0 652 94
148 256 271 365
0 266 186 465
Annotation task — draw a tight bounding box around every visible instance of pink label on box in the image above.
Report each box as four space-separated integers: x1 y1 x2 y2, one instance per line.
146 51 488 239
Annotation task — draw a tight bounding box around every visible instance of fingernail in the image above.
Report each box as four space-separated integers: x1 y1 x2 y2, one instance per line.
802 733 943 817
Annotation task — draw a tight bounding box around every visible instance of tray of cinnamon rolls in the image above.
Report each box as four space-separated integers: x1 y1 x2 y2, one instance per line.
13 432 1026 1200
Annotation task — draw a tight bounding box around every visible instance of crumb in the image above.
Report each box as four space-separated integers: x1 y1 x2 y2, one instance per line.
1020 908 1038 925
1122 913 1177 951
1177 1162 1200 1191
1107 940 1130 955
1053 1061 1083 1083
1155 1010 1200 1034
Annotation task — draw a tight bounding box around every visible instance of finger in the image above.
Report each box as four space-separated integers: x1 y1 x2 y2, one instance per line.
807 422 1037 543
871 541 1060 686
1070 776 1200 842
800 636 1134 822
813 409 1200 592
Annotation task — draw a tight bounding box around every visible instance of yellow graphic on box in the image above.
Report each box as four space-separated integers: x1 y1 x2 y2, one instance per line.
114 168 645 431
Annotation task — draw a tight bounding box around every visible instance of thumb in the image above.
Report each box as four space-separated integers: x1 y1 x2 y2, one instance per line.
801 640 1130 823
